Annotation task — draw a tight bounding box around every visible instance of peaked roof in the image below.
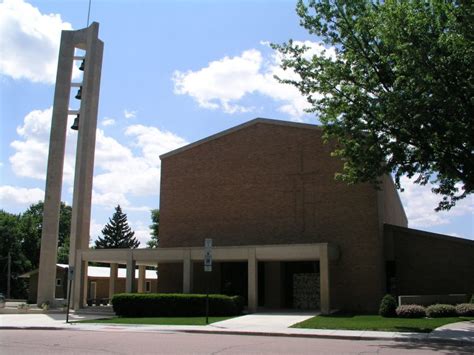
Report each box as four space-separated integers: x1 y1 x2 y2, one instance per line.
160 117 321 160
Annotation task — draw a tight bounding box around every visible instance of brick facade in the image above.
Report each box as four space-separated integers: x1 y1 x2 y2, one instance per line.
385 225 474 297
159 119 408 311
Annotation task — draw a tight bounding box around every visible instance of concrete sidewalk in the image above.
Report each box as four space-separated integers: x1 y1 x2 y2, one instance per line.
0 312 473 345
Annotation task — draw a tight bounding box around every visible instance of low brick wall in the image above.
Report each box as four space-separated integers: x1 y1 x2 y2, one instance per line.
398 294 469 306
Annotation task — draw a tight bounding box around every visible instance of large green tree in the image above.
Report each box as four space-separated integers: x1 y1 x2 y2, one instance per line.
95 205 140 249
147 209 159 248
274 0 473 210
0 210 29 298
19 201 72 265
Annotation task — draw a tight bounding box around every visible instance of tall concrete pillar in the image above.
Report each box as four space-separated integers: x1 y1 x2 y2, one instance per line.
183 250 193 293
37 22 103 308
137 265 146 293
69 23 103 308
109 263 118 299
320 243 331 314
247 248 258 313
126 256 136 293
37 30 75 307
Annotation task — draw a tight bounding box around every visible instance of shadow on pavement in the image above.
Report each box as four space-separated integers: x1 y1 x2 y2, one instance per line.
375 339 474 354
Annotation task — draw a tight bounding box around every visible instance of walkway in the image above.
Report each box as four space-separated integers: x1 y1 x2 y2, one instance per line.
0 311 472 345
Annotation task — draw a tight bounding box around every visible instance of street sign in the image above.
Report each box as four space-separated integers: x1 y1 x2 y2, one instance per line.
204 238 212 272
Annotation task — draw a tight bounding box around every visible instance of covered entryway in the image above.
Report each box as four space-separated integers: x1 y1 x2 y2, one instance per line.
75 242 339 314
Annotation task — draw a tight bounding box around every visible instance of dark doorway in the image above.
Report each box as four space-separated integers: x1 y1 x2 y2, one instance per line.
220 262 247 303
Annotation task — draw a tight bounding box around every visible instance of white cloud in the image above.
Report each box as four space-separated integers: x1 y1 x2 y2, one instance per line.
9 107 77 183
172 41 336 120
125 124 188 162
8 108 188 213
101 117 116 127
92 125 188 200
0 185 44 207
399 176 474 228
0 0 73 83
124 110 137 119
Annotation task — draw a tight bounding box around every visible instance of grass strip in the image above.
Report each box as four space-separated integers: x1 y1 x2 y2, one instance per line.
77 316 234 326
292 315 474 333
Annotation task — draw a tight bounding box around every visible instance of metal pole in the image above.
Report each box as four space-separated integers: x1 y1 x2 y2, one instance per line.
66 279 73 323
7 252 11 299
205 274 209 324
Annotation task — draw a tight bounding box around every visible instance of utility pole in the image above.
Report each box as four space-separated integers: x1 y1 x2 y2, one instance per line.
7 252 11 299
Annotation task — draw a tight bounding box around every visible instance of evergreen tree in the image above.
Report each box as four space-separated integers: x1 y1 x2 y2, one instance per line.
95 205 140 249
147 209 159 248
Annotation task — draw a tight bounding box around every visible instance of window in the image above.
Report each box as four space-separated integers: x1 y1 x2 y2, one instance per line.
56 278 62 287
145 281 151 293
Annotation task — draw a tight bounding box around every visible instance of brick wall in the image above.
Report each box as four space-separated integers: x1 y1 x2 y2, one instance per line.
159 120 388 311
385 225 474 296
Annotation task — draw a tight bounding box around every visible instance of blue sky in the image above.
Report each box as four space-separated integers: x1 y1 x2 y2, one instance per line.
1 0 472 244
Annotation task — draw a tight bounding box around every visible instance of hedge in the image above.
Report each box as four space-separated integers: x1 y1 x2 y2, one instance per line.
455 303 474 317
426 304 457 318
396 305 426 318
112 293 244 317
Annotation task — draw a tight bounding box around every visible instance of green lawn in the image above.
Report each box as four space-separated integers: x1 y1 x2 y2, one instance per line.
292 314 474 333
77 316 235 326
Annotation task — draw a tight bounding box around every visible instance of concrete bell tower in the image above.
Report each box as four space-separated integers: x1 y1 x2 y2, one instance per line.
37 23 103 307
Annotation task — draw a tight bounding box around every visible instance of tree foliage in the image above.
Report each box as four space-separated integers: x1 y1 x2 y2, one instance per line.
95 205 140 249
273 0 473 210
147 209 160 248
0 210 29 297
19 201 72 265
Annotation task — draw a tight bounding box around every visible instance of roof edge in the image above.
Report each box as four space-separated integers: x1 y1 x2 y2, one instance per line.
384 224 474 245
160 117 321 160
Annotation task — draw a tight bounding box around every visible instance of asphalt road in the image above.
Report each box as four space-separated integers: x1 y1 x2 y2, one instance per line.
1 329 472 354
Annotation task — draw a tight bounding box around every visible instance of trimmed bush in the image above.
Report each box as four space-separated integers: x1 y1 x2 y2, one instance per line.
455 303 474 317
379 294 397 317
396 305 426 318
112 293 244 317
426 304 457 318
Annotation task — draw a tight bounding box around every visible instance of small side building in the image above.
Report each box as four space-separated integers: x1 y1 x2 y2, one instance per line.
21 264 158 304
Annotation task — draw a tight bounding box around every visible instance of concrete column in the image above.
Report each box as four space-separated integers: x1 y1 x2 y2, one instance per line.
320 243 331 314
247 248 258 313
137 265 146 293
183 250 193 293
109 263 118 299
126 255 136 293
37 30 75 307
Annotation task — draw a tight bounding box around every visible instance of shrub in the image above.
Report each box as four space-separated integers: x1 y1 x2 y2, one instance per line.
379 294 397 317
426 304 457 318
112 293 244 317
470 295 474 304
455 303 474 317
396 305 426 318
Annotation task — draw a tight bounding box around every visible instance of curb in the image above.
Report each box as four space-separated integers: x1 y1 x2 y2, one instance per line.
1 325 472 346
180 329 474 346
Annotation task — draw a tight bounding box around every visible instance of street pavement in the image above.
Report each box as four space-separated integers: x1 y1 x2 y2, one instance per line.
3 329 473 354
0 310 473 345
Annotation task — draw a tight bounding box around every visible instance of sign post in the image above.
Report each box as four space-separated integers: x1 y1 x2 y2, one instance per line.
204 238 212 324
66 266 74 324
